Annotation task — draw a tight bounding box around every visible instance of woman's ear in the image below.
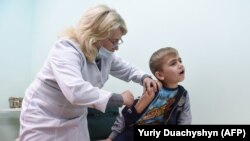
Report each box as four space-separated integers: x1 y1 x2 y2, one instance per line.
155 71 164 81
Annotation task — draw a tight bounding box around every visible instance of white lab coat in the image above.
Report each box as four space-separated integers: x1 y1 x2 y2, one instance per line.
19 38 146 141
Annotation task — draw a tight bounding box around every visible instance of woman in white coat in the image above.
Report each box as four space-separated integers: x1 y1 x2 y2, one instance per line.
19 4 159 141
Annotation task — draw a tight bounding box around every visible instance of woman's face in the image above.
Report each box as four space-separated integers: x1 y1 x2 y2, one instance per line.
100 28 123 52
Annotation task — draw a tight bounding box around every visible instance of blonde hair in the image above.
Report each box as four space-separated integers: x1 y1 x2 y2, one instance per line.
149 47 179 75
60 4 127 62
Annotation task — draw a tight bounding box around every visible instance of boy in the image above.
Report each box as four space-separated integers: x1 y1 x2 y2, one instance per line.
107 47 192 141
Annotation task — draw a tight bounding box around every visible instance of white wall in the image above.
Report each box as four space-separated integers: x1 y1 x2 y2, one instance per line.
0 0 33 109
1 0 250 140
0 0 34 140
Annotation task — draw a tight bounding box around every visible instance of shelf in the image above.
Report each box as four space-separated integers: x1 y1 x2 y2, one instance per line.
0 108 21 113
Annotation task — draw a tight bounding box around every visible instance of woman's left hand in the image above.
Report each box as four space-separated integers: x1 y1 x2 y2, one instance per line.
143 77 162 92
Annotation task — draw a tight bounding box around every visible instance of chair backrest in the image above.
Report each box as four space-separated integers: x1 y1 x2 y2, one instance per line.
87 107 119 140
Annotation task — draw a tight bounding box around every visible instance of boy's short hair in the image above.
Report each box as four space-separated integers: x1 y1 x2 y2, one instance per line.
149 47 178 75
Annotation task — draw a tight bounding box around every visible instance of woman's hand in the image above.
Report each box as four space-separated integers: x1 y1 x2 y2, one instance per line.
121 90 134 107
143 77 162 92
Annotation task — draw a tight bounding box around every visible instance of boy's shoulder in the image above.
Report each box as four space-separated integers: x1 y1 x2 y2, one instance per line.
177 85 188 94
177 85 189 106
177 84 185 90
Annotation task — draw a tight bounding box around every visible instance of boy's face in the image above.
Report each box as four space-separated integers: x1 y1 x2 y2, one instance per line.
155 54 185 88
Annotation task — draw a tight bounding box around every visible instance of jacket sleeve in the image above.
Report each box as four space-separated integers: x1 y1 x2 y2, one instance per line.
121 99 145 128
177 92 192 125
109 113 125 140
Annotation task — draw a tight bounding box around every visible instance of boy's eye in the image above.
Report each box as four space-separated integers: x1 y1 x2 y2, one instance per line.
170 62 176 66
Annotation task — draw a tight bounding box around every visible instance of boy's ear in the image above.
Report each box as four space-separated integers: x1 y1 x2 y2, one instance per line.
155 71 164 81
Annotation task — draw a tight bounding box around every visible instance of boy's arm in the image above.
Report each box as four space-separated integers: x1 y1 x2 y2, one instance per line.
177 93 192 124
135 88 155 113
122 89 155 127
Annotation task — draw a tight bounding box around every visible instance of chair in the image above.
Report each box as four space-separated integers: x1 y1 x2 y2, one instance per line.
87 107 119 141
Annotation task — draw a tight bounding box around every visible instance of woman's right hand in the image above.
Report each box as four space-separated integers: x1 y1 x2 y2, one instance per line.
121 90 134 107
